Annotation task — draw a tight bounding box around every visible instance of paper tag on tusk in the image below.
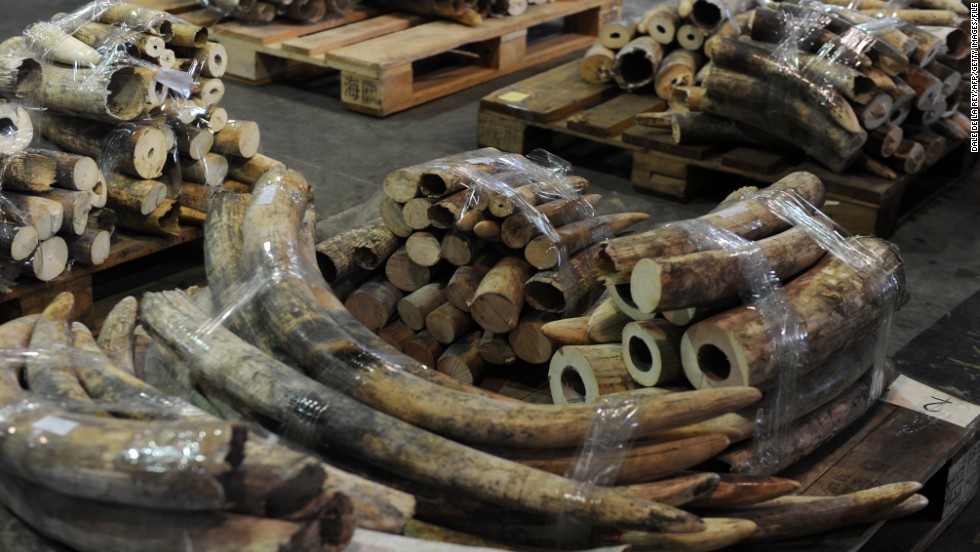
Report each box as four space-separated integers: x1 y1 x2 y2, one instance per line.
33 415 80 436
882 375 980 428
255 186 277 206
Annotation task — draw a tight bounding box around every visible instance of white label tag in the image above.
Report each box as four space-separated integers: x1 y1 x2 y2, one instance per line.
33 415 79 436
466 157 496 166
255 187 277 205
882 375 980 428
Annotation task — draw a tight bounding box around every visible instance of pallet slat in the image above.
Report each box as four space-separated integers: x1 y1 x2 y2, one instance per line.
325 1 608 73
567 94 666 138
282 14 425 56
219 8 380 45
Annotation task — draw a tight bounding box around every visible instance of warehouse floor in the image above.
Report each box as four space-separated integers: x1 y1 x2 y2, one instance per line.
6 1 980 550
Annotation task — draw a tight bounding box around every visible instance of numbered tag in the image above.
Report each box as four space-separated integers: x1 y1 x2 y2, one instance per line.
882 375 980 428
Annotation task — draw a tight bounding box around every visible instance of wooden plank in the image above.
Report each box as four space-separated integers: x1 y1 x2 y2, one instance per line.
413 34 594 103
803 161 895 204
632 173 692 199
324 0 611 74
477 109 536 153
566 95 666 138
633 151 690 179
345 33 600 116
213 8 378 45
222 36 322 82
621 125 716 160
779 403 899 491
721 147 790 175
804 406 973 497
340 66 414 116
214 3 613 115
940 438 980 518
281 14 425 56
480 61 616 123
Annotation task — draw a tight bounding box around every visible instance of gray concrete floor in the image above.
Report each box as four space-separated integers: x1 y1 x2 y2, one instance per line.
5 1 980 549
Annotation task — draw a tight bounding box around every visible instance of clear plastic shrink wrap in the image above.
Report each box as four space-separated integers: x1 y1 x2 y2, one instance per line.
0 1 270 290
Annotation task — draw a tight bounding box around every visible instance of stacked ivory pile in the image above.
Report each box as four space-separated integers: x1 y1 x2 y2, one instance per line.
548 171 909 476
0 56 108 283
316 149 650 383
123 165 925 549
582 0 971 175
0 161 923 549
317 155 912 480
0 2 295 286
201 0 552 25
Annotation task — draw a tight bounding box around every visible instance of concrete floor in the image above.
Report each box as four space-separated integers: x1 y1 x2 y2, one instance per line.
5 1 980 549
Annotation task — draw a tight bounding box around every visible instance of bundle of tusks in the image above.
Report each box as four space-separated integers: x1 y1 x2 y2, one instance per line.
317 149 652 384
539 170 911 479
0 2 297 288
584 0 970 175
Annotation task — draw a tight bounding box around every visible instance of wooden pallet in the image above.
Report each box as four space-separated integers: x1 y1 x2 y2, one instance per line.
477 60 975 237
737 398 979 552
0 228 204 332
748 290 980 552
141 0 620 116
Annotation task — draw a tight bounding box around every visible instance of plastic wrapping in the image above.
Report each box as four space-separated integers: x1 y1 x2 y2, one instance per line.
671 216 806 475
143 166 731 544
0 0 254 288
697 0 932 171
24 2 194 98
670 182 905 474
554 395 639 547
370 151 659 535
446 148 609 316
0 148 86 288
0 340 245 512
0 299 369 551
759 186 903 394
